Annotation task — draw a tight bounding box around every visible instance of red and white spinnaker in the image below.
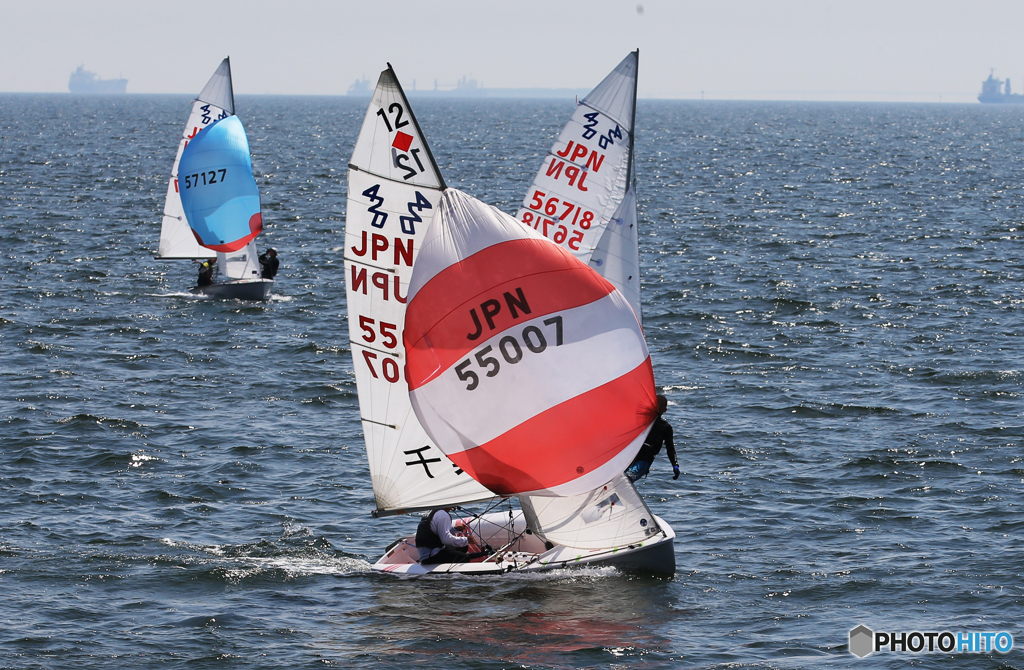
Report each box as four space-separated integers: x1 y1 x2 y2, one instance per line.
405 189 658 498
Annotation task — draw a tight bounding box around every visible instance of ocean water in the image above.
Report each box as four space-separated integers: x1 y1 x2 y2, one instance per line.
1 92 1021 669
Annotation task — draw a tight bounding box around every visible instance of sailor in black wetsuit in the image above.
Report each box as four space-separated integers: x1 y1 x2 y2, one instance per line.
197 259 215 287
625 394 679 482
258 248 279 279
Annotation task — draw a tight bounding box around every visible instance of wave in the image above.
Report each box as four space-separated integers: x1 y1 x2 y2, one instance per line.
55 413 145 430
154 536 372 581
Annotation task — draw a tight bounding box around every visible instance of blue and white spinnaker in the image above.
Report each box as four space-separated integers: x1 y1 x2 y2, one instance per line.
178 115 262 253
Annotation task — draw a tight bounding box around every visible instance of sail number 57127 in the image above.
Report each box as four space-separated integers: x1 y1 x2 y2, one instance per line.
454 316 563 391
182 169 227 189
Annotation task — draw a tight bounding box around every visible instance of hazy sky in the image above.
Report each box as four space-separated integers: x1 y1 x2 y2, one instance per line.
6 0 1024 102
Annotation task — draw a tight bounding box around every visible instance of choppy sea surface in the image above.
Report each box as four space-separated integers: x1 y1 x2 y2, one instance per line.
1 93 1022 669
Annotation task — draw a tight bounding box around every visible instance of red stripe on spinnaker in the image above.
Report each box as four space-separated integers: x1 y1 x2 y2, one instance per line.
405 237 616 390
191 224 261 253
447 357 657 495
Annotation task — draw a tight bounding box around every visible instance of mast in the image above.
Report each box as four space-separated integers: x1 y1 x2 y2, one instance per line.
625 49 638 188
226 56 236 115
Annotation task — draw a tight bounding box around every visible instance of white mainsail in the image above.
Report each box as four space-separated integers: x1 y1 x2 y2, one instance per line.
158 58 235 259
515 50 641 322
345 66 496 515
515 52 663 552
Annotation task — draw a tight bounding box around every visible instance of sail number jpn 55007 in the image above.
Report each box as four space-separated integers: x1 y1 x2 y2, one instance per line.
455 316 563 391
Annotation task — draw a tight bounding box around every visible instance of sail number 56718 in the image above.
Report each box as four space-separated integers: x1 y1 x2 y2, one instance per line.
454 316 563 391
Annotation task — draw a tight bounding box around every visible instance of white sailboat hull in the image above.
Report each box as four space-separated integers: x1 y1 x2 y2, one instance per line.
371 511 675 576
190 278 273 301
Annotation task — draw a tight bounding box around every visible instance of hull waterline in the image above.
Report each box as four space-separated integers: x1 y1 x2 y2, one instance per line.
371 511 675 576
190 278 273 301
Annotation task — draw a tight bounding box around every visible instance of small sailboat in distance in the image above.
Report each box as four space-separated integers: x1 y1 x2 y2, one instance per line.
156 57 272 300
346 63 674 576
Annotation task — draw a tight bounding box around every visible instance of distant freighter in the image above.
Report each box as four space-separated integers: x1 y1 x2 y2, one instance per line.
68 66 127 94
978 70 1024 103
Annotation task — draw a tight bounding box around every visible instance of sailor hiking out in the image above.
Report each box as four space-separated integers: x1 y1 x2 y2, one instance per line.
625 394 679 482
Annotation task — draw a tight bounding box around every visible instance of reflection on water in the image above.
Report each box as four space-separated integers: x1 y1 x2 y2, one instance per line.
340 570 683 667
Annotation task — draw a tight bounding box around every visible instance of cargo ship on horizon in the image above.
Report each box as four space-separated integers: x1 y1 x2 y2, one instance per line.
978 70 1024 103
68 66 127 94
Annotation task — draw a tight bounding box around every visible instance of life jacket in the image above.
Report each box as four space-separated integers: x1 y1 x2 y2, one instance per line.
415 510 444 550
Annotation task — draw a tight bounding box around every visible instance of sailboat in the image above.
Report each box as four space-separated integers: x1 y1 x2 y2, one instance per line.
156 57 273 301
346 62 675 576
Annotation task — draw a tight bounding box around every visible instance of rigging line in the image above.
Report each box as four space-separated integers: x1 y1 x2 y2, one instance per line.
455 502 518 541
454 500 525 559
453 502 529 564
482 529 531 563
457 497 513 521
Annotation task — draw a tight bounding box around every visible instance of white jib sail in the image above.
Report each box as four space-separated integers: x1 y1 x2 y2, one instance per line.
218 240 261 280
345 65 496 515
519 473 662 550
515 51 638 305
158 58 235 259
